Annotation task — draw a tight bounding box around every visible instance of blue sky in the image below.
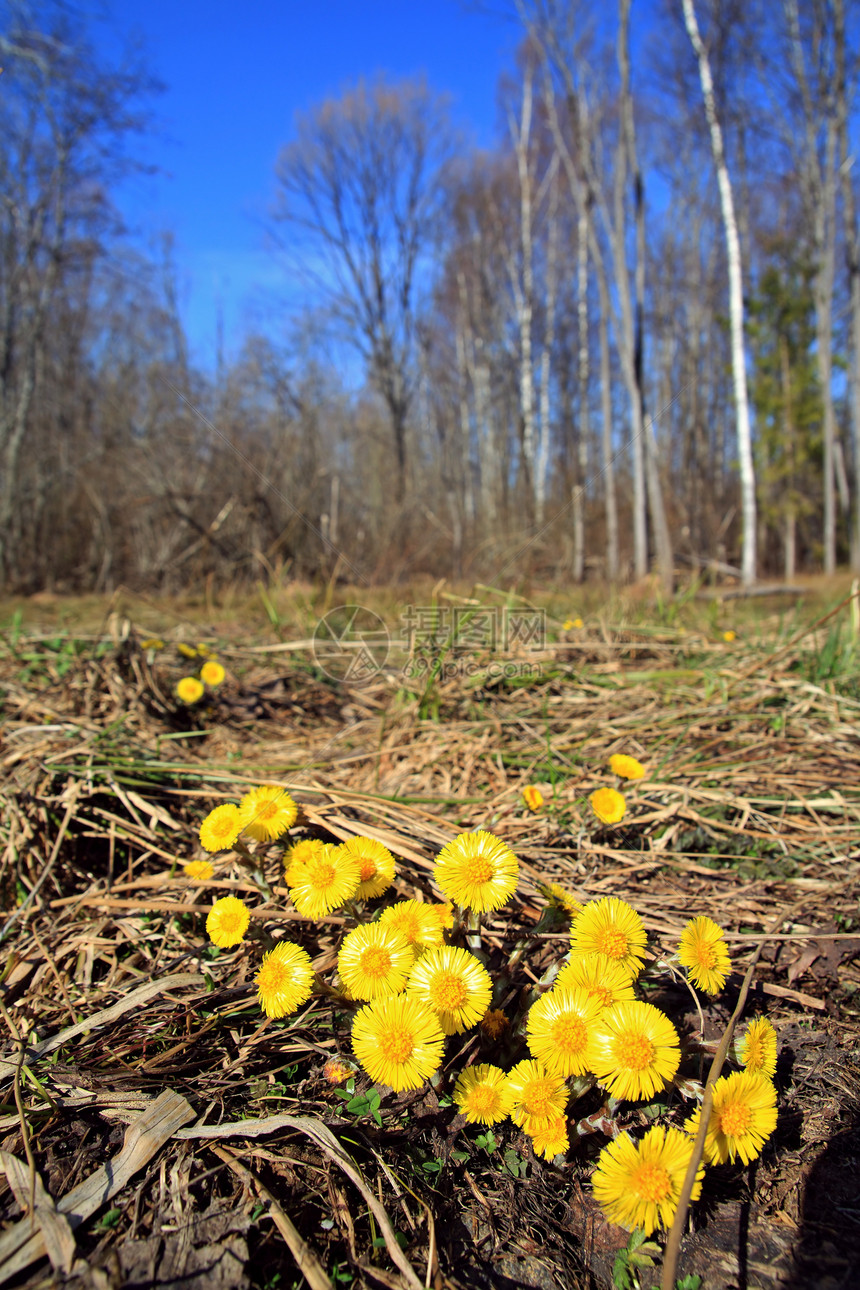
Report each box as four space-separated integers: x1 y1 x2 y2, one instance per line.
96 1 522 367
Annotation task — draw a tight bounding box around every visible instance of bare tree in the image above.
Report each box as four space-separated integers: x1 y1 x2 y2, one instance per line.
273 78 454 503
835 0 860 569
681 0 758 586
0 1 154 586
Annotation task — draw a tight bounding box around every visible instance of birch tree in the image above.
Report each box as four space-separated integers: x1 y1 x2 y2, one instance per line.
781 0 838 574
681 0 757 586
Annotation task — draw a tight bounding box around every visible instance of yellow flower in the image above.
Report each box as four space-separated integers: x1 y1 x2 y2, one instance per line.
685 1070 777 1165
183 860 215 882
199 803 243 853
678 916 731 995
284 837 327 885
140 637 165 651
255 941 315 1018
238 785 299 843
589 786 626 825
340 836 396 900
351 995 445 1091
177 642 199 659
608 753 645 780
522 785 544 812
554 953 637 1009
176 676 205 705
543 882 583 918
434 830 519 913
338 923 415 1000
379 900 445 953
480 1008 509 1041
527 1115 569 1160
736 1017 778 1079
723 630 736 642
453 1064 512 1124
427 901 455 931
323 1058 354 1085
570 897 647 978
200 659 226 687
290 844 361 918
196 642 213 657
505 1059 569 1129
406 945 492 1035
592 1126 704 1235
206 896 251 948
586 1001 681 1102
563 619 575 631
526 986 604 1078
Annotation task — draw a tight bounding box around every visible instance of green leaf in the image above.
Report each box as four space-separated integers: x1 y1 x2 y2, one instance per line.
611 1251 634 1290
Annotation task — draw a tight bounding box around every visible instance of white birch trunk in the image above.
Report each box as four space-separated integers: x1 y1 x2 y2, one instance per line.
574 207 590 582
682 0 757 586
536 162 559 527
509 67 537 513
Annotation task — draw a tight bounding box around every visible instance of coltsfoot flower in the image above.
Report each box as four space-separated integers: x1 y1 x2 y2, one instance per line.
608 753 645 780
434 830 519 913
585 1001 681 1102
736 1017 778 1079
176 676 204 705
284 837 327 885
526 986 604 1078
206 896 251 949
183 860 215 882
200 659 226 687
480 1008 509 1041
340 836 396 900
522 785 544 812
290 844 361 918
527 1114 570 1160
337 923 415 1000
678 916 731 995
570 897 647 978
589 787 627 825
406 945 492 1035
379 900 445 953
505 1059 569 1129
453 1064 512 1124
199 803 243 853
351 995 445 1091
554 952 637 1009
685 1070 777 1165
592 1126 704 1234
255 941 314 1018
238 785 299 843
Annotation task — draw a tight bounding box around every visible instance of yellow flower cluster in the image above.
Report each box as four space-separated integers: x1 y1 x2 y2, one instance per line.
187 780 779 1244
173 641 227 705
198 785 299 853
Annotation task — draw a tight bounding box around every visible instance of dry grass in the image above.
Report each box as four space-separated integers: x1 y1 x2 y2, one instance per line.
0 586 858 1289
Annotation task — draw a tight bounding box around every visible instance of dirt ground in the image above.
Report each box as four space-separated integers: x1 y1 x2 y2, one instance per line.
0 596 858 1290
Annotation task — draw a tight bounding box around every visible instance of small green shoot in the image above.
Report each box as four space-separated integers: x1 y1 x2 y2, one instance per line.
94 1207 123 1233
611 1228 661 1289
335 1085 383 1126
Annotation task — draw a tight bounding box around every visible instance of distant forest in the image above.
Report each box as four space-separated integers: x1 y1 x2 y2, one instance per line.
3 0 860 594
